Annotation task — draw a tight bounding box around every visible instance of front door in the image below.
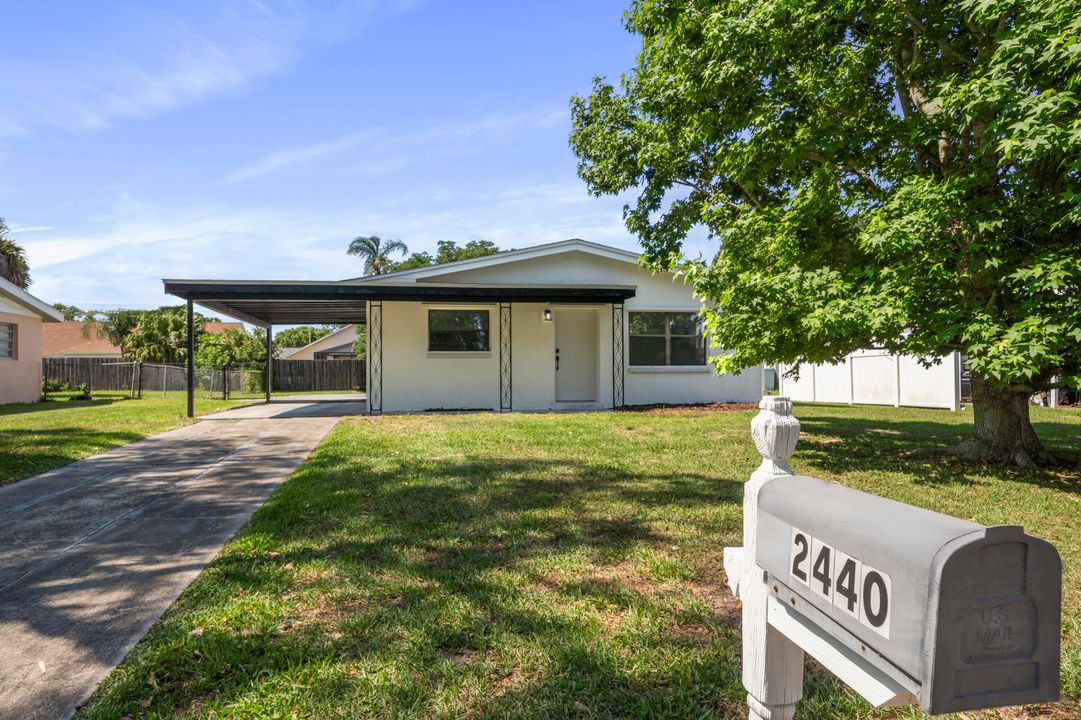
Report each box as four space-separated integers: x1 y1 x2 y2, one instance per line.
554 310 598 402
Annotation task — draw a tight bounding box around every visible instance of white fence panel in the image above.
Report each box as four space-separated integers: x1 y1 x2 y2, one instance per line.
851 351 897 405
779 351 961 410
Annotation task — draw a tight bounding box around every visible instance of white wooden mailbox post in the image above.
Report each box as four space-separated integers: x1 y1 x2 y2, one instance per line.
724 396 1061 719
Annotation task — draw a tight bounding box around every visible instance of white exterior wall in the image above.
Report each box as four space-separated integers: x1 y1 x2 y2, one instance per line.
779 351 961 410
369 250 761 412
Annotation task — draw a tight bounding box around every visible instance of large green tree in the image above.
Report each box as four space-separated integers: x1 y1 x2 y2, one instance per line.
0 218 31 289
570 0 1081 466
347 235 408 275
195 327 266 369
272 325 336 350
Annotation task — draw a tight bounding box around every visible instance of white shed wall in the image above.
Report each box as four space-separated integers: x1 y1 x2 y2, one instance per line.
779 351 961 410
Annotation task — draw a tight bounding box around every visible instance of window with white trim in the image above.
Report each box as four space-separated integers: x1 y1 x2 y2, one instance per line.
428 310 490 352
628 312 706 366
0 322 14 359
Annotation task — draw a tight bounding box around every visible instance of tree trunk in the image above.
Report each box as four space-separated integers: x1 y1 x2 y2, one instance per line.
951 374 1056 468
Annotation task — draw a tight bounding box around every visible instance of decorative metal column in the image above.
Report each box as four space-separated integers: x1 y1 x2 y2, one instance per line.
611 303 625 408
186 299 195 418
368 301 383 415
265 324 273 404
499 302 512 412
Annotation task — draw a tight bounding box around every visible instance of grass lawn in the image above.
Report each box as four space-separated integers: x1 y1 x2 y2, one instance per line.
75 404 1081 719
0 391 250 486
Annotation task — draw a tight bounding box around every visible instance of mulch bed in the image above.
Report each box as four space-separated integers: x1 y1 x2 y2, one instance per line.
619 402 759 414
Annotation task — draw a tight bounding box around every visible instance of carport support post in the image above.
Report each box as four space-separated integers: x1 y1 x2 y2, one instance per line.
265 325 273 403
186 300 194 418
733 397 805 719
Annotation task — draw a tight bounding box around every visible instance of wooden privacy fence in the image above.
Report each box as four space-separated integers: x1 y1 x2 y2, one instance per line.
272 359 365 392
43 357 366 396
43 358 137 392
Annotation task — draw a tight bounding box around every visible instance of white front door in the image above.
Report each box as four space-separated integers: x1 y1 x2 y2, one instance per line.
554 310 598 402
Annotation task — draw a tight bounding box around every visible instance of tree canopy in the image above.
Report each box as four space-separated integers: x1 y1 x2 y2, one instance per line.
388 240 504 272
570 0 1081 466
0 218 31 289
272 325 336 350
52 303 85 321
195 327 266 369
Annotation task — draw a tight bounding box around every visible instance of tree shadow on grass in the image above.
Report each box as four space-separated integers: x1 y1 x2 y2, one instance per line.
795 411 1081 493
0 396 127 418
0 426 146 486
77 453 750 719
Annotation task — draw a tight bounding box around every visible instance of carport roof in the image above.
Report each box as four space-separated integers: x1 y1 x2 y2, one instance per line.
163 279 636 327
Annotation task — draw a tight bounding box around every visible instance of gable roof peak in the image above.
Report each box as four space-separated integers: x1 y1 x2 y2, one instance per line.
342 238 642 283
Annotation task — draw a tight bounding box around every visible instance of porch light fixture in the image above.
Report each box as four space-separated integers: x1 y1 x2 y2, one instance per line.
543 305 553 322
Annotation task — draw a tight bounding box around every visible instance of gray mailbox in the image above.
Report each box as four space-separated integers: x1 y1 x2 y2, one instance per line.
754 474 1061 714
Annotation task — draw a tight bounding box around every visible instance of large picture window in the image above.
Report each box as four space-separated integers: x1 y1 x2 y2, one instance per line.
428 309 490 352
0 322 14 359
628 312 706 366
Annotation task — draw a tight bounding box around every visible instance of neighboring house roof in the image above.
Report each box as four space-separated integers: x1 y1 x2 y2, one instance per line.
281 324 356 359
0 277 64 322
314 342 356 359
43 322 122 357
204 321 245 333
343 239 642 284
43 318 245 357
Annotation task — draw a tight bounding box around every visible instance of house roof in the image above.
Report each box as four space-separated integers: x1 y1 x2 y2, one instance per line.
281 324 356 358
314 342 356 358
163 281 637 327
0 277 64 322
43 322 122 356
344 238 642 283
204 321 245 333
163 240 640 327
43 318 247 357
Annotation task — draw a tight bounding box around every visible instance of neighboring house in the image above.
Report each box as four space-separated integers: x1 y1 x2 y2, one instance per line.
280 325 357 360
43 320 245 359
42 322 123 359
166 240 763 414
0 277 64 403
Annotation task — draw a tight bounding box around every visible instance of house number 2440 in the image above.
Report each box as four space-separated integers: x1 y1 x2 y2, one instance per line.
789 527 892 639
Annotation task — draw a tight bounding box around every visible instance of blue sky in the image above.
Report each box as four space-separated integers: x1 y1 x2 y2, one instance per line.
1 0 708 313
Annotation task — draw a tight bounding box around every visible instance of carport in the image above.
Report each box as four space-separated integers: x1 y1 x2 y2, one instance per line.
164 280 636 417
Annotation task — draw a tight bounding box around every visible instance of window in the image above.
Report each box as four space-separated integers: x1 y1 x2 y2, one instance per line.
428 309 490 352
628 312 706 366
0 322 13 359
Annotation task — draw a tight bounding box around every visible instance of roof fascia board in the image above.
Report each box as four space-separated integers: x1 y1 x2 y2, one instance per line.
0 277 64 321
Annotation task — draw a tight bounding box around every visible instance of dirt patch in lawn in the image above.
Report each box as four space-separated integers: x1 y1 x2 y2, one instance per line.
620 402 759 414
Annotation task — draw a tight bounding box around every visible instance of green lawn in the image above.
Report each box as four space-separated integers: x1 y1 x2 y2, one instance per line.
75 404 1081 719
0 391 250 486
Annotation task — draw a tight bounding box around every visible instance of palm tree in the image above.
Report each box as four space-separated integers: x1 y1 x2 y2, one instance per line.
0 218 31 289
347 235 408 275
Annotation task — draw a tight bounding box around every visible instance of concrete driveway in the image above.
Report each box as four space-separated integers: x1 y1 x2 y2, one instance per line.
0 400 362 720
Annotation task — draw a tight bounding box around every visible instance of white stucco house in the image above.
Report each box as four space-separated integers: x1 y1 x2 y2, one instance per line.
165 239 762 415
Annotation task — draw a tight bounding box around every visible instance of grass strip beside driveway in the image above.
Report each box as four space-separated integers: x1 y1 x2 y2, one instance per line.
0 391 249 486
75 405 1081 719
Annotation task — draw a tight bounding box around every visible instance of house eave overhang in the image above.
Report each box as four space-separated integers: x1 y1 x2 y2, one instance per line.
163 280 636 327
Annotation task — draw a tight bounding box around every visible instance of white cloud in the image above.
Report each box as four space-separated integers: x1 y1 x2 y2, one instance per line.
0 1 403 137
21 183 642 309
224 107 570 183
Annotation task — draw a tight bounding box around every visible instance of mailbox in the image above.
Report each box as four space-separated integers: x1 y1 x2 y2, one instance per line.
754 474 1061 714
